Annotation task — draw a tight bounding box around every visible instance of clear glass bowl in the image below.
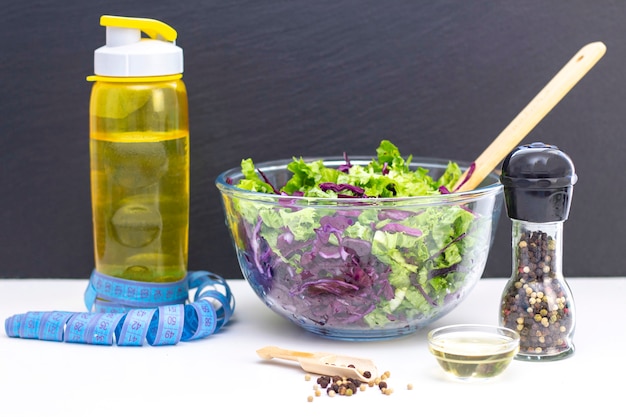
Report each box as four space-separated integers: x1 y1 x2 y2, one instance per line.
428 324 520 380
216 157 503 341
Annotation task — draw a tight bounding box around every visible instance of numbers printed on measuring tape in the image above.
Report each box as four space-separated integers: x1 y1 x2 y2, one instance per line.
4 270 235 347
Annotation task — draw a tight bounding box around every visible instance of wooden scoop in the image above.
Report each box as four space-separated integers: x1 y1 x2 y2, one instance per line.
256 345 378 383
454 41 606 192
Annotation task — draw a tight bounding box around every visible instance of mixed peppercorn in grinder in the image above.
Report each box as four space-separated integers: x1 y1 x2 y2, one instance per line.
499 142 577 361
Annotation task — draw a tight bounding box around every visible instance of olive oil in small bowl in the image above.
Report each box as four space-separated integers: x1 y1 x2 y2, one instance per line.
428 324 520 380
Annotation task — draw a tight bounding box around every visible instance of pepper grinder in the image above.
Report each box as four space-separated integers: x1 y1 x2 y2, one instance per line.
499 142 577 361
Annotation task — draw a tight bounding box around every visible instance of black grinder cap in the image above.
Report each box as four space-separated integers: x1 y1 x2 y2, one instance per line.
500 142 577 223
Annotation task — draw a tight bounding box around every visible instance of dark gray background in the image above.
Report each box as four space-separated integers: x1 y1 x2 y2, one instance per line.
1 1 624 279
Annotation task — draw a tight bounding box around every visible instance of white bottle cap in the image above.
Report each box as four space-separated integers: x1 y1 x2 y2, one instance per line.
93 15 183 77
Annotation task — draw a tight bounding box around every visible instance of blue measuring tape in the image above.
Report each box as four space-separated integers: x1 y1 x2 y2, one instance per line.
4 270 235 346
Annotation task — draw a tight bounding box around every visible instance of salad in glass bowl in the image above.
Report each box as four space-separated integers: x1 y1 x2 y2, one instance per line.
215 140 503 340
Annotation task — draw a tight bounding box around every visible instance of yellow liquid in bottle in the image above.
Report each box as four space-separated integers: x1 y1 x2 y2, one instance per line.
89 80 189 283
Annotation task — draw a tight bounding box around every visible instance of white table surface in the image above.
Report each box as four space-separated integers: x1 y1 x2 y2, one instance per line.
1 277 623 416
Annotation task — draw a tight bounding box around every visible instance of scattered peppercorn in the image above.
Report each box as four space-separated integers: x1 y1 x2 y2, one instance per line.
307 369 395 400
316 375 331 388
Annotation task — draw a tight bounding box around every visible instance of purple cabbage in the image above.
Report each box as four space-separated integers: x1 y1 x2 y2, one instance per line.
237 211 399 326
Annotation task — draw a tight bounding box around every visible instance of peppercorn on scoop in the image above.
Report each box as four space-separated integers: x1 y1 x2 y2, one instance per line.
256 346 378 383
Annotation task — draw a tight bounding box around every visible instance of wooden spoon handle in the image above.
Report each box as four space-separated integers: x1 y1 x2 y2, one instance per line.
256 345 316 361
455 41 606 192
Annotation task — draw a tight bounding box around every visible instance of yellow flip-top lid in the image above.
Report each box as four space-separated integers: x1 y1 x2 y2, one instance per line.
92 15 183 77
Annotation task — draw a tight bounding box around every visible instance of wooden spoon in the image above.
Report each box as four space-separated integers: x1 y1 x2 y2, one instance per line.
256 345 378 383
454 41 606 192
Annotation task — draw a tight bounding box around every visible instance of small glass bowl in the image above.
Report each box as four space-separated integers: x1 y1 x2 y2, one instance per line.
427 324 520 380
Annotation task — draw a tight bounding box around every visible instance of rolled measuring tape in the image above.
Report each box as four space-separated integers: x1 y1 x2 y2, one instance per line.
4 270 235 346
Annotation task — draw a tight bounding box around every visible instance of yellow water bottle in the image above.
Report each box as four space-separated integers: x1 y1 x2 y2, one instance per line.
87 15 189 285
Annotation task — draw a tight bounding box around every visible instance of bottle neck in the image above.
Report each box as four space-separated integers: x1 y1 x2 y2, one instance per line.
510 219 564 279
